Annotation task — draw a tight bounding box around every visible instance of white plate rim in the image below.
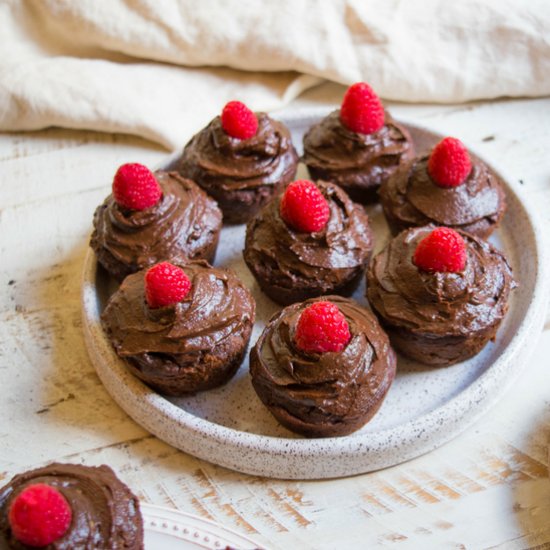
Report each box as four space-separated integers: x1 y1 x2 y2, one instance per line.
141 502 264 548
81 113 550 479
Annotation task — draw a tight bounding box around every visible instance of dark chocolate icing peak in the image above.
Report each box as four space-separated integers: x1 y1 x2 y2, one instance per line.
102 261 255 357
304 111 406 167
367 226 516 336
0 463 143 550
91 171 221 279
244 180 373 288
179 113 298 192
251 296 396 436
380 156 506 237
302 110 414 201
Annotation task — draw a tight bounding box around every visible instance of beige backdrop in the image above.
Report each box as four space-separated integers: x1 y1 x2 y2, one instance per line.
1 0 549 149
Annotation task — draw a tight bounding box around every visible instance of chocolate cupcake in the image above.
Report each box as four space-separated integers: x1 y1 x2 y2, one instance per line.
102 260 255 396
250 297 396 437
366 225 516 366
0 463 143 549
302 82 414 204
379 136 506 238
91 163 222 281
244 179 373 305
177 100 299 224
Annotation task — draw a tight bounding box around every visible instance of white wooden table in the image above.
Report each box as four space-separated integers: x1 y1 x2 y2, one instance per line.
1 83 549 549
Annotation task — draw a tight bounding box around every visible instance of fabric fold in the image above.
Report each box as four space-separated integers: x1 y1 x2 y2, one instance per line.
1 0 549 149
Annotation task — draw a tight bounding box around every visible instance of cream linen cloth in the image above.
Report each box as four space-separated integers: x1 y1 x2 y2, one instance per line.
1 0 549 150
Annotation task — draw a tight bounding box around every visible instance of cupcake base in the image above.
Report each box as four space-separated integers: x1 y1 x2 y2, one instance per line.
250 266 365 306
249 351 391 437
382 324 499 367
204 180 288 225
125 329 252 396
306 166 382 204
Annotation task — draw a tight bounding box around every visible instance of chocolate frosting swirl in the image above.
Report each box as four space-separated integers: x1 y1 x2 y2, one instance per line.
179 113 297 191
244 180 373 302
101 261 255 394
178 113 298 222
91 171 222 280
367 226 516 337
302 110 414 201
379 156 506 237
250 296 396 437
0 463 143 550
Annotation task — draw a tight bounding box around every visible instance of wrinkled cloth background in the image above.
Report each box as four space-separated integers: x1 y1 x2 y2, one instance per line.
1 0 549 149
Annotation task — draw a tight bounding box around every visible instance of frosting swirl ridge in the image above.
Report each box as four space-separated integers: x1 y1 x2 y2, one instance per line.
91 171 221 280
367 225 516 337
101 261 255 394
179 113 298 191
244 180 373 302
0 463 143 550
250 296 396 437
302 110 414 201
379 156 506 237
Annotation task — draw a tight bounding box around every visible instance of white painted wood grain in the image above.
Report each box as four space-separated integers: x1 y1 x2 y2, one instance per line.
1 87 549 550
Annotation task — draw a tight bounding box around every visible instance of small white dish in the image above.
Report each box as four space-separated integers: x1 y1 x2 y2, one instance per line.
142 503 263 549
81 112 549 479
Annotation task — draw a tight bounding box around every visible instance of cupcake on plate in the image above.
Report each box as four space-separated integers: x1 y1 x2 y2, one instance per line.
302 82 414 203
91 163 222 281
379 136 507 238
177 100 299 224
250 297 396 437
0 463 143 549
102 260 255 396
243 179 373 305
366 225 516 366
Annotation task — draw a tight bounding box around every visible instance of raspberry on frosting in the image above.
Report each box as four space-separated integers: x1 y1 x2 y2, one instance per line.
428 137 472 188
413 227 467 273
295 301 351 353
221 101 258 140
112 163 162 211
8 483 72 547
279 179 330 233
339 82 385 135
145 262 192 308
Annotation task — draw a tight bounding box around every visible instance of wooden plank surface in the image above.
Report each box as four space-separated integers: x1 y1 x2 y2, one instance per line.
0 84 549 549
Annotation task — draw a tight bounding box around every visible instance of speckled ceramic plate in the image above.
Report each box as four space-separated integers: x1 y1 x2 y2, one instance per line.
142 503 264 549
81 111 549 479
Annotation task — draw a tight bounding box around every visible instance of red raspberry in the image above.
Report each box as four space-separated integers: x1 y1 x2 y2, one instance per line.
280 180 330 232
145 262 191 308
340 82 385 135
413 227 467 273
112 163 162 211
8 483 72 547
428 137 472 188
295 301 351 353
221 101 258 139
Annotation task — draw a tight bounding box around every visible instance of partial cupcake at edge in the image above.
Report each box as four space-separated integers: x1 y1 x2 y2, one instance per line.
302 82 415 204
379 136 507 238
250 297 396 437
91 162 222 281
177 100 299 224
0 462 143 549
366 225 517 366
244 179 373 305
101 260 255 396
